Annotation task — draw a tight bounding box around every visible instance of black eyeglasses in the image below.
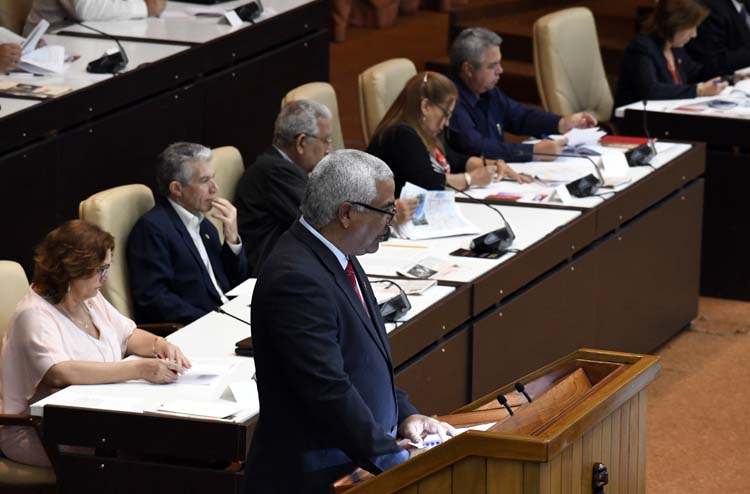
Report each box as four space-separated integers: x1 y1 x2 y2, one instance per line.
302 133 334 146
98 263 111 280
350 201 397 226
433 102 453 120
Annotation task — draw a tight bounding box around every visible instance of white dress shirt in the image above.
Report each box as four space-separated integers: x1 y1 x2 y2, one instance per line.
24 0 148 35
168 198 242 304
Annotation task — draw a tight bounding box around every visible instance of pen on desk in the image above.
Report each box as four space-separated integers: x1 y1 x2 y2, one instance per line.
382 243 429 249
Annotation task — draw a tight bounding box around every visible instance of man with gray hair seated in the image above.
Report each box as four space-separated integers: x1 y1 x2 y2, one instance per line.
448 27 597 162
236 99 333 275
127 142 248 325
245 149 455 494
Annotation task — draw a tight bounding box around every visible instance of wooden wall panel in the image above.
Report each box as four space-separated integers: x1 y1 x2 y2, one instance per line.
628 393 640 494
637 391 648 494
610 408 621 494
618 400 631 494
417 466 452 494
395 486 418 494
487 460 523 494
524 463 541 494
453 456 486 493
561 446 573 494
571 437 583 494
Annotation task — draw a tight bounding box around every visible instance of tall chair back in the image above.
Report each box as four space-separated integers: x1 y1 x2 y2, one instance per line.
282 82 345 150
533 7 613 122
0 0 32 34
0 261 28 354
79 184 155 318
358 58 417 146
208 146 244 243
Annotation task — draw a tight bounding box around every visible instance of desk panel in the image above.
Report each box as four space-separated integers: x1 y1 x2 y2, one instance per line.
395 327 470 416
472 252 598 399
55 85 205 220
202 30 329 164
594 180 704 353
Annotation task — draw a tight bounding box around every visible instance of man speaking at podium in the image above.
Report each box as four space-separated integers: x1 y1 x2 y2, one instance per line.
244 150 455 494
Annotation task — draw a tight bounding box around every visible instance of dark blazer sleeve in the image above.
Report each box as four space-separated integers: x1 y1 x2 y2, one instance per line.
263 162 306 224
127 217 206 324
368 125 446 194
501 91 561 139
687 0 750 74
261 268 407 473
219 239 248 289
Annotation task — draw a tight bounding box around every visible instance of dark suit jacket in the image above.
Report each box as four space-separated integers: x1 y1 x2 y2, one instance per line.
686 0 750 74
366 124 469 197
235 146 307 275
614 33 714 111
127 198 248 325
244 220 418 494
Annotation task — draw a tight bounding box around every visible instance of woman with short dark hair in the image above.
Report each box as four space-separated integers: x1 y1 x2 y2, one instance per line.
0 220 190 467
614 0 727 110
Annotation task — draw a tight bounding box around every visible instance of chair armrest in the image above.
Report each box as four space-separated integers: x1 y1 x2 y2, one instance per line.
139 323 183 337
0 413 40 428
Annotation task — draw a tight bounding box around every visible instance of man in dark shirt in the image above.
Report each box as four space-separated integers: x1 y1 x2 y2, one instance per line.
686 0 750 75
235 100 333 274
448 27 597 162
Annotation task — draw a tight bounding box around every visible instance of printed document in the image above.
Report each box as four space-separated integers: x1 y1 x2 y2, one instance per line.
395 182 480 240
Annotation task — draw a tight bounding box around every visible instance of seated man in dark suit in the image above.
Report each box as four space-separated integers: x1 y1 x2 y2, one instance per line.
245 149 455 494
235 100 332 275
127 142 248 324
686 0 750 75
448 27 597 162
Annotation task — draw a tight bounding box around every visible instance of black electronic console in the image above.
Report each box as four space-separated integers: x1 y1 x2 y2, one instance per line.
447 184 516 255
529 151 604 198
371 280 411 323
626 99 657 167
235 0 264 21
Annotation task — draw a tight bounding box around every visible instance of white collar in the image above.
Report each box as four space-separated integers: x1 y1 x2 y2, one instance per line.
732 0 744 13
168 198 204 231
299 216 348 270
272 145 294 164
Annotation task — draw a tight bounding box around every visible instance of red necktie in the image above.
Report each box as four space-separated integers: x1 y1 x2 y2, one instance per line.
345 260 368 312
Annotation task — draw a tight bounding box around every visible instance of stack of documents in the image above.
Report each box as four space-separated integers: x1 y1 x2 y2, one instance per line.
395 182 480 240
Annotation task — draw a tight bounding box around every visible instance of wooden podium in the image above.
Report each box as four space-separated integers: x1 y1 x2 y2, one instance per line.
335 349 660 494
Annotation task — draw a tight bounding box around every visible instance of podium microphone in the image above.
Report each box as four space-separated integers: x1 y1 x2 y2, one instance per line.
514 382 533 403
522 150 603 198
446 183 516 255
496 394 514 416
70 20 130 74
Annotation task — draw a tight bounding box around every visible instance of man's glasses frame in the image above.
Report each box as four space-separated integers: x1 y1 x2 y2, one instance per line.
350 201 397 226
302 133 334 146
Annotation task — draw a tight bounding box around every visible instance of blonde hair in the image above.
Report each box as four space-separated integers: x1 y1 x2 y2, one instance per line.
372 71 457 154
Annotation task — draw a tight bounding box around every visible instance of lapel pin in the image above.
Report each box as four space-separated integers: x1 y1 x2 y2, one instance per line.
204 233 210 240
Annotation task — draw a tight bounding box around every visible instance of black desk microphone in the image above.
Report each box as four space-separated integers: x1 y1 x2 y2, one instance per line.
521 150 603 198
446 183 516 255
625 99 657 167
69 20 130 74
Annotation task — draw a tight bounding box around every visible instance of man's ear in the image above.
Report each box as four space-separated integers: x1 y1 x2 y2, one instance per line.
461 60 473 79
338 202 354 229
295 134 307 155
168 180 182 198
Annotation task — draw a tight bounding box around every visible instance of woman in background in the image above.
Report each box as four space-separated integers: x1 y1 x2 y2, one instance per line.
614 0 727 111
0 220 190 467
367 71 530 197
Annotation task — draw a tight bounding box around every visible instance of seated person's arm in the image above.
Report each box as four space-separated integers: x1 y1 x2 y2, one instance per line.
0 43 21 72
43 358 179 387
449 104 535 162
59 0 166 21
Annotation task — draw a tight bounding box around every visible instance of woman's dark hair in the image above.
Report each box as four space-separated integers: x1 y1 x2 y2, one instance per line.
644 0 709 47
32 220 115 304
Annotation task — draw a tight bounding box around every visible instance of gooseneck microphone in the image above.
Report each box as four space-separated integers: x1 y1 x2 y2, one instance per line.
214 307 251 326
70 20 130 74
446 183 516 255
523 150 603 198
514 382 533 403
496 394 514 416
625 99 657 167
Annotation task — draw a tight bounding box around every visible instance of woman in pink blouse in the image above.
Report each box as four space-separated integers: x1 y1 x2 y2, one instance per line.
0 220 191 467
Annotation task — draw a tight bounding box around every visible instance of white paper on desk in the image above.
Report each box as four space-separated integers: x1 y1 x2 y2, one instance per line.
510 160 591 183
409 421 496 449
33 391 143 414
726 78 750 97
19 45 66 75
394 182 480 240
396 256 462 279
469 177 554 203
564 127 606 147
186 5 227 16
177 362 236 386
155 399 242 419
21 19 48 54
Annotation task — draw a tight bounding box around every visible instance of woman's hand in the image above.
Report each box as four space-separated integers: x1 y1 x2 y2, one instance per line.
394 198 419 225
467 165 496 187
154 337 191 371
492 159 534 184
697 77 728 97
0 44 21 73
138 359 181 384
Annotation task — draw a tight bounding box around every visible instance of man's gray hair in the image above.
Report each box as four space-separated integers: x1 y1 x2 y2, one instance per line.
155 142 212 197
273 100 332 147
301 149 393 229
449 27 503 72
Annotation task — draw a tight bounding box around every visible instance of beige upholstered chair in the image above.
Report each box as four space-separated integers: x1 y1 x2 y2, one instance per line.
282 82 345 150
208 146 244 243
358 58 417 146
79 184 155 319
0 261 57 491
533 7 613 123
0 0 32 34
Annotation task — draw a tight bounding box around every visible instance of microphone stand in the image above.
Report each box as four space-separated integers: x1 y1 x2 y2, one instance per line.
446 183 516 254
526 150 603 198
